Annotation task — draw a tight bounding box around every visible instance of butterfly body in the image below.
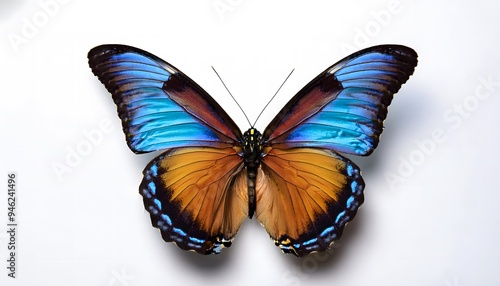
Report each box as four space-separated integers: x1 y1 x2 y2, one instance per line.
88 44 417 257
241 127 264 218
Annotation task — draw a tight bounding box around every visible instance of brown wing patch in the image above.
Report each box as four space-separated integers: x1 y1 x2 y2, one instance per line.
140 147 248 254
255 147 364 256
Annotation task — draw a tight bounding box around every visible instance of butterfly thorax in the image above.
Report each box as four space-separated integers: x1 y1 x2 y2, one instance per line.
242 128 263 167
242 128 263 218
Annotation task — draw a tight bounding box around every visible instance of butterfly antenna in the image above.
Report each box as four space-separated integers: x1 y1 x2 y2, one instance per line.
212 66 252 127
252 68 294 127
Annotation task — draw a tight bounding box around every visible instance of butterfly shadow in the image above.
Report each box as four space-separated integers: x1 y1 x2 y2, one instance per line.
160 243 236 271
281 207 368 275
348 86 426 178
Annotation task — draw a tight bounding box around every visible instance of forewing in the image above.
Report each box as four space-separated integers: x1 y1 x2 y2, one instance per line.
140 147 247 254
264 45 418 155
256 147 364 257
88 44 242 153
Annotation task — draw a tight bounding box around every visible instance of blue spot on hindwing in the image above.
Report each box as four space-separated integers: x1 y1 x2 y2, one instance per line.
150 164 158 176
153 198 162 210
335 211 346 224
148 181 156 195
161 214 172 226
173 227 187 237
189 236 205 244
346 196 355 208
351 181 358 192
303 238 318 246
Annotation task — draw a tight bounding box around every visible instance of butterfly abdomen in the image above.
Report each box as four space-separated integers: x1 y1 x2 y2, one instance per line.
246 166 257 218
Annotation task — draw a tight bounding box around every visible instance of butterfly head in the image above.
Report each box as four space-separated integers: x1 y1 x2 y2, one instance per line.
242 128 263 167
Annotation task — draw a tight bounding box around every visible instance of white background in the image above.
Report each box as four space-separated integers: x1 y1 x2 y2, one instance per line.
1 0 499 285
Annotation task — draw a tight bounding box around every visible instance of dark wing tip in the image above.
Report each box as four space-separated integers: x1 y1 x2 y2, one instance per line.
369 44 418 59
378 44 418 76
87 44 166 70
88 44 134 60
356 44 418 74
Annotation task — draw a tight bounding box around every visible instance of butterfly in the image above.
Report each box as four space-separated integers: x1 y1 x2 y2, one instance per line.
88 44 417 257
